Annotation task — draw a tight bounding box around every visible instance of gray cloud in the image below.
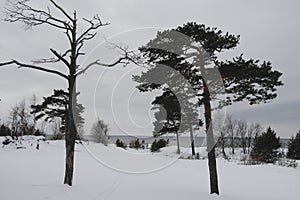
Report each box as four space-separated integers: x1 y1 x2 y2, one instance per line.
0 0 299 138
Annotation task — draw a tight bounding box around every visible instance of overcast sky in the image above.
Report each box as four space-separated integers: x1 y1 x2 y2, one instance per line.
0 0 299 138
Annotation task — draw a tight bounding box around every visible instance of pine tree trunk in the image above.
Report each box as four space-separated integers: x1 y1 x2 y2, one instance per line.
203 78 219 195
208 145 219 194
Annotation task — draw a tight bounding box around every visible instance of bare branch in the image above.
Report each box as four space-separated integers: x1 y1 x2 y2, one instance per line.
50 48 70 68
4 0 72 30
49 0 74 22
0 60 68 79
65 28 73 44
75 41 84 59
76 58 127 76
32 57 58 64
0 60 15 66
32 49 71 65
77 15 109 44
76 42 146 76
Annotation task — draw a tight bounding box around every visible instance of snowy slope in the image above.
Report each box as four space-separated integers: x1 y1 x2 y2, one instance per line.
0 137 299 200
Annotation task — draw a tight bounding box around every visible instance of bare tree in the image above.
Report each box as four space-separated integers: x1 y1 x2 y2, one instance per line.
236 120 247 154
213 111 227 158
30 94 38 131
9 104 20 137
247 122 263 153
224 115 237 155
51 117 64 140
91 119 109 145
0 0 134 186
9 99 33 137
17 100 29 136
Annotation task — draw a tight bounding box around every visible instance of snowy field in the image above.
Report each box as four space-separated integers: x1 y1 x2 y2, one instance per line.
0 136 299 200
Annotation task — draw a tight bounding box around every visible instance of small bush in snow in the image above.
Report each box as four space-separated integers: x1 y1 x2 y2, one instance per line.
276 158 298 168
151 138 167 152
129 139 142 149
116 139 127 149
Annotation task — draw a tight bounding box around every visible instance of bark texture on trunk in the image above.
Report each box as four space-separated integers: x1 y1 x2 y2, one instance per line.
202 73 219 195
64 75 77 186
64 137 75 185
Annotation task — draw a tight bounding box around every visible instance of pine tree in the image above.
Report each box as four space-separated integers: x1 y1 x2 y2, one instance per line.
31 89 85 139
287 131 300 159
251 127 281 163
133 22 283 194
152 90 183 154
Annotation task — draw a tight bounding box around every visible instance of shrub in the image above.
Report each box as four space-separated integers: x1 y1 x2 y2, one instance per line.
134 139 141 149
0 124 11 136
116 139 127 149
129 139 142 149
276 158 298 168
151 138 167 152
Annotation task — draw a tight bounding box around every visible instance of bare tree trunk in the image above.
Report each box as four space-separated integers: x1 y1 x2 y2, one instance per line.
189 123 196 156
64 135 75 185
175 131 180 154
220 133 226 158
64 69 77 185
231 135 235 154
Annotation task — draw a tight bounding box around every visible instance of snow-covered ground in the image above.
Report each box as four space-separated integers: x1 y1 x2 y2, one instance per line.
0 136 299 200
